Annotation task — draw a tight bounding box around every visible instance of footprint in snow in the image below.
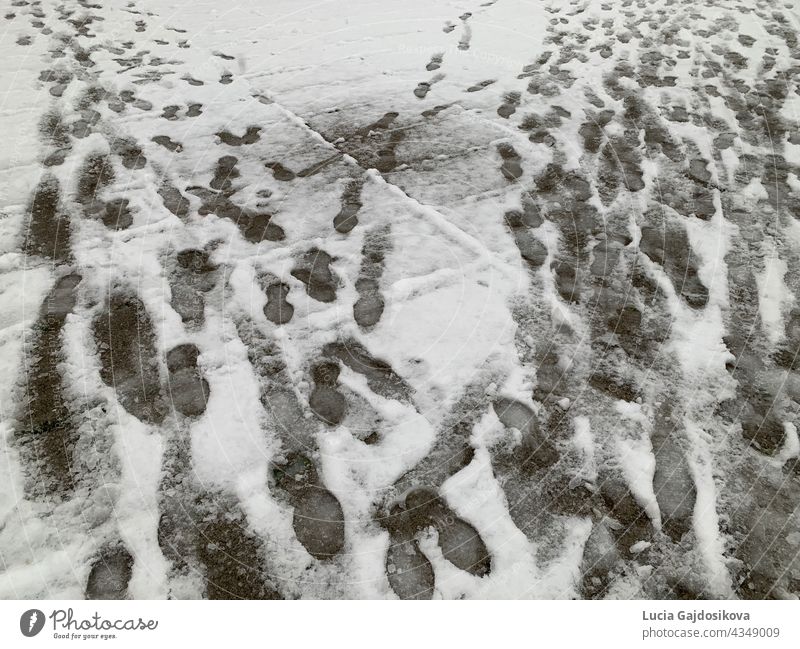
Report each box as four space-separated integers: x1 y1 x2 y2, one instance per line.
152 135 183 152
170 248 219 325
291 247 338 303
382 487 491 598
166 344 210 417
93 291 166 425
466 79 495 92
265 161 296 181
217 125 261 146
263 281 294 325
426 52 444 71
273 454 346 560
309 361 347 425
497 142 523 181
332 178 363 234
85 546 134 600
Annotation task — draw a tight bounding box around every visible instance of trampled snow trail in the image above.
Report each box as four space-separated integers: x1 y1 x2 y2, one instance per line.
1 0 799 599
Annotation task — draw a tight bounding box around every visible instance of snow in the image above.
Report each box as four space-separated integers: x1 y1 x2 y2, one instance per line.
614 401 661 529
2 0 799 601
572 415 596 483
685 419 735 598
756 243 791 345
375 281 516 397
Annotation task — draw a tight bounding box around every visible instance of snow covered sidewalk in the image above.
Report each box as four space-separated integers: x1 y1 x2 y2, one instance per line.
1 0 799 600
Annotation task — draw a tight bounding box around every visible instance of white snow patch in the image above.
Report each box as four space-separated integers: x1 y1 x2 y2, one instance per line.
572 415 597 482
614 401 660 528
755 241 790 345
